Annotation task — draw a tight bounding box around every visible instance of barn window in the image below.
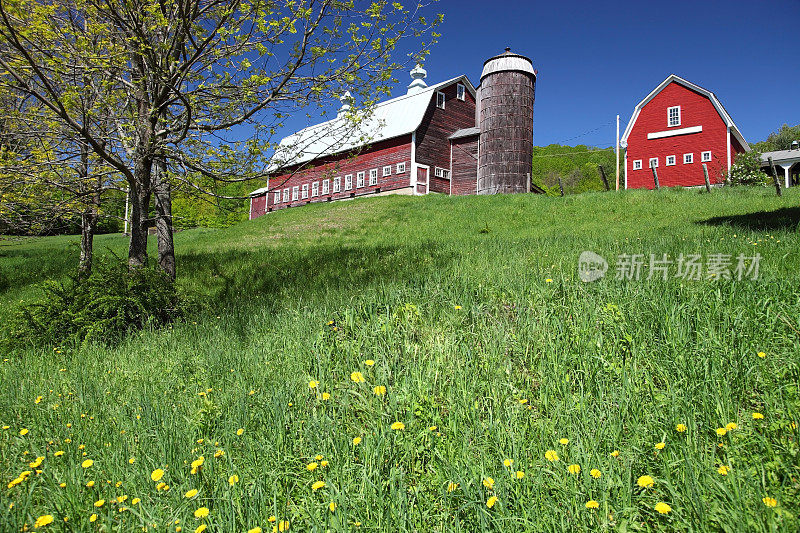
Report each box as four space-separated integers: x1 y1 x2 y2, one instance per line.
666 155 676 166
457 83 466 101
283 188 289 202
292 186 299 201
369 168 378 185
701 151 712 162
649 158 658 168
274 191 281 203
333 177 341 193
301 183 309 199
396 162 406 173
668 106 681 127
322 179 330 195
434 167 451 178
357 171 365 188
383 165 392 177
683 153 693 164
633 160 642 170
436 91 445 109
312 181 319 197
344 174 353 190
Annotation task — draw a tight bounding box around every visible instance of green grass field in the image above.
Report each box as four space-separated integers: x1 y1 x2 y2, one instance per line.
1 187 799 532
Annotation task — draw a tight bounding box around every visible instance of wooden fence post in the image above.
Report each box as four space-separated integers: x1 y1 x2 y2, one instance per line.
702 163 712 193
651 166 660 190
598 165 610 191
557 177 565 197
768 156 782 197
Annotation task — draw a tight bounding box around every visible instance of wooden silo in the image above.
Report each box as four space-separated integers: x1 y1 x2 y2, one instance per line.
477 48 536 194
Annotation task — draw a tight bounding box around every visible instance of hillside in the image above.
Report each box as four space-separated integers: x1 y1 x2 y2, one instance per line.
1 188 799 531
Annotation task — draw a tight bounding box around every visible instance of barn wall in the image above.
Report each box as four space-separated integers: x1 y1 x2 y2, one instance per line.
415 82 476 176
450 136 479 195
249 135 413 219
626 82 731 189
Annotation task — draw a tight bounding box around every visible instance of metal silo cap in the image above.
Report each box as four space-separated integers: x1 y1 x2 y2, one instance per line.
480 47 536 80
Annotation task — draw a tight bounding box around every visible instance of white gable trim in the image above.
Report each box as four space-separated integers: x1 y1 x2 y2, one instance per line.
647 125 702 139
620 74 749 152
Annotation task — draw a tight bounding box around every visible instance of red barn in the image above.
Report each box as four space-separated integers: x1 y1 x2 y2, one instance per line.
621 75 749 189
249 49 540 219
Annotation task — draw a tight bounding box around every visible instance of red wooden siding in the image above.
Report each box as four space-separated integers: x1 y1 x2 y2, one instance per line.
250 135 413 218
626 82 739 189
450 135 479 195
415 82 477 177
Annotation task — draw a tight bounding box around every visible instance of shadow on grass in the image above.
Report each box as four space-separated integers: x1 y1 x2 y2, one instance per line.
178 241 456 311
699 207 800 232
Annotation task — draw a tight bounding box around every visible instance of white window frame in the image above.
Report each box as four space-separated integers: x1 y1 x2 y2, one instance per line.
632 160 642 170
332 177 341 193
436 91 445 109
311 181 319 197
292 186 299 201
396 162 406 173
434 167 451 178
274 191 281 204
456 83 466 101
649 158 658 169
701 151 712 162
301 183 309 199
668 106 681 127
683 153 693 164
283 188 289 202
322 179 330 195
344 174 353 190
356 171 365 188
666 155 676 166
369 168 378 186
382 165 392 177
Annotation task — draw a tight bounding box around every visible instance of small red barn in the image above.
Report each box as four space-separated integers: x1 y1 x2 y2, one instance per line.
621 75 749 189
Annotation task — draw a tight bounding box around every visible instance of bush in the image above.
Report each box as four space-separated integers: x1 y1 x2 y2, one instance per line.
725 150 769 186
4 255 183 350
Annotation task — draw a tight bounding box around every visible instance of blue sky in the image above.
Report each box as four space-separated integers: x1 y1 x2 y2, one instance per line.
282 0 799 148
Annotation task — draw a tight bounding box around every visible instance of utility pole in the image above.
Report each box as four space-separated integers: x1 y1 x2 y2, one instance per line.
615 114 620 191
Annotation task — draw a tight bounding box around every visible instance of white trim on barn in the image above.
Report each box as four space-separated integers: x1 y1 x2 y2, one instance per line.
647 125 702 140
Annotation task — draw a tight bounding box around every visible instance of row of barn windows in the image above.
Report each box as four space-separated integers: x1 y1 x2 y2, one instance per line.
436 83 466 110
632 151 712 170
274 162 407 204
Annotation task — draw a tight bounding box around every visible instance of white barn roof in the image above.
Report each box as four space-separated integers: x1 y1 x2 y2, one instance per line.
251 75 476 196
620 74 750 151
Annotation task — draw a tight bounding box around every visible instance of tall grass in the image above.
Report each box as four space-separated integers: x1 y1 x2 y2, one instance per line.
1 187 799 531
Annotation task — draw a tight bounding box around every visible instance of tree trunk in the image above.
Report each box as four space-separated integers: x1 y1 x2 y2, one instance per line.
153 155 176 280
77 142 94 278
128 150 152 269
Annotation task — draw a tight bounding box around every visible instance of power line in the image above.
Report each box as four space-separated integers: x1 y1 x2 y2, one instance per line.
553 120 615 145
532 148 613 158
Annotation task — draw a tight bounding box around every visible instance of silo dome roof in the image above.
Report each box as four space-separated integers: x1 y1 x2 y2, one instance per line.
481 48 535 80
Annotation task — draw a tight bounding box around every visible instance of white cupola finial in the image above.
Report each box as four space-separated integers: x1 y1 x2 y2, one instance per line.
407 64 428 94
337 90 354 118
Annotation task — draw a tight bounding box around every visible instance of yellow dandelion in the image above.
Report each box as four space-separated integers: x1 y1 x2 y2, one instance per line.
312 480 325 491
94 499 105 508
503 459 514 467
364 360 375 366
515 470 525 479
214 449 224 458
236 428 244 436
390 421 405 431
268 516 276 523
194 507 209 518
59 483 66 488
321 460 329 467
373 385 387 396
185 489 199 498
675 424 687 432
86 480 95 488
117 495 128 503
654 502 671 514
308 381 319 389
156 482 166 491
545 450 559 462
726 422 737 431
20 428 29 436
195 525 207 533
559 438 569 445
486 496 498 508
228 475 239 486
752 412 764 419
128 457 135 464
545 278 553 283
307 462 318 471
352 436 362 445
637 475 655 488
82 459 93 468
89 514 97 522
328 502 336 513
35 396 43 404
278 521 289 532
315 454 323 461
34 514 54 528
717 465 730 475
29 456 44 468
248 528 262 533
610 450 620 457
454 305 462 310
568 464 581 475
590 469 601 479
429 426 438 431
321 392 331 401
132 498 140 505
655 442 666 450
585 500 599 509
716 428 727 437
482 477 495 489
447 481 459 492
762 496 777 508
757 351 766 358
350 372 365 383
151 469 164 482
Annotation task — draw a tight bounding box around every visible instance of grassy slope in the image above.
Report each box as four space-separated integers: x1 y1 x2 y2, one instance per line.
1 188 799 532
